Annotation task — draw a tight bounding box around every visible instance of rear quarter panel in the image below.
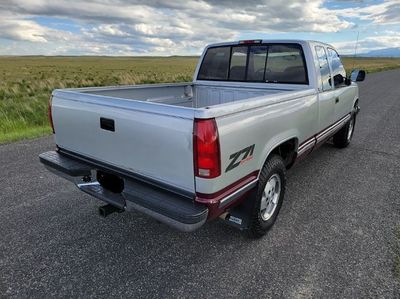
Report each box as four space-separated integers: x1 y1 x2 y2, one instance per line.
195 93 319 194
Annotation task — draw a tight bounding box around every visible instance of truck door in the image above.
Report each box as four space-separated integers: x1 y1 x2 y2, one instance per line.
327 48 354 121
315 46 335 132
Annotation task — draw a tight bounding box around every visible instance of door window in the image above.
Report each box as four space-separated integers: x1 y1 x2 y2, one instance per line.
315 46 332 91
327 48 346 88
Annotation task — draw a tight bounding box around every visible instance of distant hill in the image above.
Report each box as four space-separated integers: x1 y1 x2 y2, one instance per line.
360 47 400 57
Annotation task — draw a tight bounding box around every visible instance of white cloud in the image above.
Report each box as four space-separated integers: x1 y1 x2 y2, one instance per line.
0 18 59 43
93 24 130 37
333 32 400 54
0 0 397 55
335 0 400 24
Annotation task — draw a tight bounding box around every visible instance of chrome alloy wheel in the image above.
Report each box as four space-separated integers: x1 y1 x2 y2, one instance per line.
260 174 281 221
347 117 354 141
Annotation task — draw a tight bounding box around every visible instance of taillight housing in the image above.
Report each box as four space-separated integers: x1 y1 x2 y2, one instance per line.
193 118 221 179
48 95 55 133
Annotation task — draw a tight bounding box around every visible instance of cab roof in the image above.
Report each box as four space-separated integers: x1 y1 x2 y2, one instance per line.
205 39 335 51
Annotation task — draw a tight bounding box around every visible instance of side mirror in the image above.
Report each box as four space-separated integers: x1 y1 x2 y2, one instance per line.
350 69 366 82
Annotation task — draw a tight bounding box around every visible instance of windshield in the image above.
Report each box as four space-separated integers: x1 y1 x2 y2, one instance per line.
197 43 308 85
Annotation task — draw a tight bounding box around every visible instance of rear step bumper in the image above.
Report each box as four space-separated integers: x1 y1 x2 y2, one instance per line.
39 151 208 232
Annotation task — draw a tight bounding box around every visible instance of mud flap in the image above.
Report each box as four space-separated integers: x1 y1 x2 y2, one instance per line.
221 188 257 231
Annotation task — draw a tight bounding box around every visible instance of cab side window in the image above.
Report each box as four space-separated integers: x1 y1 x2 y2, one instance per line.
327 48 346 88
315 46 332 91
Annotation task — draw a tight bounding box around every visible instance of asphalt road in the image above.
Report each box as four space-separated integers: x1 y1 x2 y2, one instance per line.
1 69 400 298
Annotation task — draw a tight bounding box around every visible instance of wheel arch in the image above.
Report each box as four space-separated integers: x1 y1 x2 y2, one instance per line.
353 97 359 108
257 134 299 177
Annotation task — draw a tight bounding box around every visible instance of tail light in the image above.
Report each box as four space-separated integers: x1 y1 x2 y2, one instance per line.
193 118 221 179
48 95 55 133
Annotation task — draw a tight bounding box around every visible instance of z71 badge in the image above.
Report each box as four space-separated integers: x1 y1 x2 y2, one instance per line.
225 144 255 172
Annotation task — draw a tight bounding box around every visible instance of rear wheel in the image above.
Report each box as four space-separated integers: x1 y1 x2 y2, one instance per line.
332 113 356 148
248 155 286 238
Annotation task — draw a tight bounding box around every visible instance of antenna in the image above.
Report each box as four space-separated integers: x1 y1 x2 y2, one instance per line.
352 31 360 71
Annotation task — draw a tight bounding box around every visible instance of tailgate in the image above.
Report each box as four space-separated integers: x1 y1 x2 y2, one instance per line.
51 91 195 193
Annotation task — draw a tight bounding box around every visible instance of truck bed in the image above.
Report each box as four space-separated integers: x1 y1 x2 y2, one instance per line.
76 82 296 108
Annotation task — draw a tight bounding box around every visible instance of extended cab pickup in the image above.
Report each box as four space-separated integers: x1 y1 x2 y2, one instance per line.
40 40 365 237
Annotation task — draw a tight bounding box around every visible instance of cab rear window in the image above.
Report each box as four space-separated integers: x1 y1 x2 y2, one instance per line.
197 43 308 84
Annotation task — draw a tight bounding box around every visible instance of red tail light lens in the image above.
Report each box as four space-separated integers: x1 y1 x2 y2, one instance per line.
193 118 221 179
48 95 55 134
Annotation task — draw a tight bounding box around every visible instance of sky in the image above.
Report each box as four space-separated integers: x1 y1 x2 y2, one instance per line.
0 0 399 56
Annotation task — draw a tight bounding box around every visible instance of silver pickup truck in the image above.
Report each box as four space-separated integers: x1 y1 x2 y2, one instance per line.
40 40 365 237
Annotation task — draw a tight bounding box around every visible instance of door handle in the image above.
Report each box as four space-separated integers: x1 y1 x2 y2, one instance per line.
335 97 339 104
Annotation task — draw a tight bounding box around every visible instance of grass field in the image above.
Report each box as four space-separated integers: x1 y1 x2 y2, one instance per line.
1 56 400 144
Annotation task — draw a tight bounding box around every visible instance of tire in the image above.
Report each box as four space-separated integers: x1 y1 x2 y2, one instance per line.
332 113 356 148
248 155 286 238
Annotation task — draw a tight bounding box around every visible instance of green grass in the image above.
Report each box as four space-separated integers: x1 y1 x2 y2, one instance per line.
1 55 400 144
0 125 52 144
342 57 400 73
0 56 198 144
